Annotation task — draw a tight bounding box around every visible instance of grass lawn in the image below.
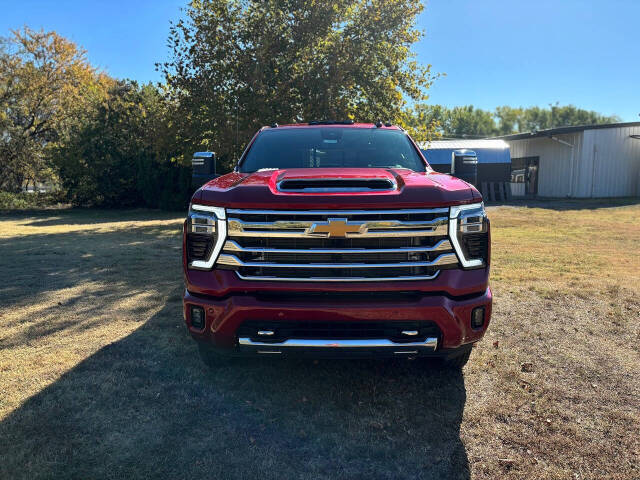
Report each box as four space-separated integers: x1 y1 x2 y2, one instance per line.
0 200 638 479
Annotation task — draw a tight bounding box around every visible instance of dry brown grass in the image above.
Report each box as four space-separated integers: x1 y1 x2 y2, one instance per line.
0 201 638 479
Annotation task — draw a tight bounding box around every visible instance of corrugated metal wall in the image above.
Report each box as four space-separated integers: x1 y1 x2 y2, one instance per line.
508 132 582 197
507 126 640 198
579 125 640 197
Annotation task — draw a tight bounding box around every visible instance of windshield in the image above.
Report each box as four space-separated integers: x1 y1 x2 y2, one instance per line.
239 127 426 173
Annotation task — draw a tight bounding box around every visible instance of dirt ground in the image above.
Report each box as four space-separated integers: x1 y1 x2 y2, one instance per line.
0 200 638 479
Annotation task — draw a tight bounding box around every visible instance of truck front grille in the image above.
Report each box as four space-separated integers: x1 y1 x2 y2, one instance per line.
217 208 459 282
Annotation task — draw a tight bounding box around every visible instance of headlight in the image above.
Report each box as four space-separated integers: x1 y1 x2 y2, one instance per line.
186 204 226 270
449 202 489 269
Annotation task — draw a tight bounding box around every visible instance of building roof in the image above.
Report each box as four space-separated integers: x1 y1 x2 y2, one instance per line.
497 121 640 141
417 139 509 150
420 139 511 164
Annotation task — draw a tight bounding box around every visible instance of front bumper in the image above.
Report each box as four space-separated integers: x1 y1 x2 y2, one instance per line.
183 287 492 357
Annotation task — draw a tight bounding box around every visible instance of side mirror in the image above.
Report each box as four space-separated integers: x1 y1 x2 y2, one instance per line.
451 149 478 186
192 151 217 188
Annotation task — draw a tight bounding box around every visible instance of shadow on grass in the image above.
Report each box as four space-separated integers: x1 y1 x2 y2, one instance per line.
0 222 181 303
0 211 469 480
0 310 469 480
486 196 640 211
14 208 184 227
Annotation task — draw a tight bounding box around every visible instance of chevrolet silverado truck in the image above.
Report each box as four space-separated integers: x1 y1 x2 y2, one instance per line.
183 122 491 368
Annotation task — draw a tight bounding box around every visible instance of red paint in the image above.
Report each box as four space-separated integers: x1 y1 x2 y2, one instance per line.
197 168 478 209
185 268 489 299
183 124 492 357
184 287 492 350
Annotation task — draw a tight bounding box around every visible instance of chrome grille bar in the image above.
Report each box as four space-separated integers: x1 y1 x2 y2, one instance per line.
227 219 449 238
217 252 458 268
222 238 453 254
227 218 448 230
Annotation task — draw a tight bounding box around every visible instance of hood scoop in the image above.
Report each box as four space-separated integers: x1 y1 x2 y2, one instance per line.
277 178 396 192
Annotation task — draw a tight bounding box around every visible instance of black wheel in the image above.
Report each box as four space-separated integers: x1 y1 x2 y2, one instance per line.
197 342 234 368
441 347 472 369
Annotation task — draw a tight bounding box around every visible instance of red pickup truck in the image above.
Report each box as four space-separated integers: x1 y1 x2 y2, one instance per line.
183 122 491 368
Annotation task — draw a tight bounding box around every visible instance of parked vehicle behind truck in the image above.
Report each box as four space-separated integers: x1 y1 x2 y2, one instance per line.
183 122 491 368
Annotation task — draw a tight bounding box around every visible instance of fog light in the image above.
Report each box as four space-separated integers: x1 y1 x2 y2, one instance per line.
190 306 205 330
471 307 485 329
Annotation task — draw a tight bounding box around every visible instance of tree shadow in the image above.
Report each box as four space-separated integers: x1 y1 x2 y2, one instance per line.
0 211 469 480
13 208 184 227
0 309 469 480
486 196 640 211
0 222 181 306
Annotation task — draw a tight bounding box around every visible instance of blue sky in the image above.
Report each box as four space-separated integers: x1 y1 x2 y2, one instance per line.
2 0 638 121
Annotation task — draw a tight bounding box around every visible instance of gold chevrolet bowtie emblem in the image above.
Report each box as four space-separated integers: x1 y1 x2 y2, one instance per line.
307 218 366 237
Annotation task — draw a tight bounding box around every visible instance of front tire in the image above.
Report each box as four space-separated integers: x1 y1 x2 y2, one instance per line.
441 347 472 369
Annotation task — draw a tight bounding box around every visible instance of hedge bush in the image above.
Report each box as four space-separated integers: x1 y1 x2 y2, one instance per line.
0 191 67 210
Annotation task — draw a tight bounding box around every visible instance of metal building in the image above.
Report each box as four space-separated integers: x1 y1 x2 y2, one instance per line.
420 139 512 186
501 122 640 198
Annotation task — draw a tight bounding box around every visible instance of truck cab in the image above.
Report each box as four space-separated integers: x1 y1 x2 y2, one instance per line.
183 122 491 368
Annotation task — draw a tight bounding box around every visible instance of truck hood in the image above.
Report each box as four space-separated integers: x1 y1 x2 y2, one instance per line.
195 168 481 209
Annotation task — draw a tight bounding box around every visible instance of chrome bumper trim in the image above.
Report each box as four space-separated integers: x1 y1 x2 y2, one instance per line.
238 337 438 350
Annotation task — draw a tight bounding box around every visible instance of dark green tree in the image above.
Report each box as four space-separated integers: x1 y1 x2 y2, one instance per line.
403 104 497 139
404 103 621 139
494 106 522 135
521 103 620 132
54 80 189 208
446 106 496 138
159 0 437 170
0 28 99 192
